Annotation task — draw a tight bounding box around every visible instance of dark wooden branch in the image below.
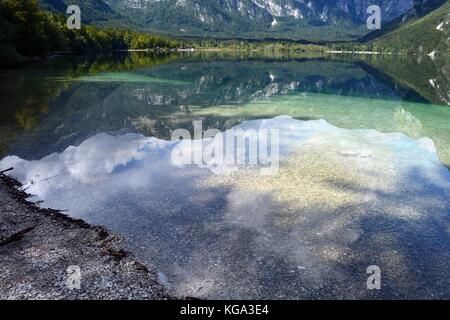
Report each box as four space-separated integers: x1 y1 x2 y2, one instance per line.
0 226 36 247
0 167 14 174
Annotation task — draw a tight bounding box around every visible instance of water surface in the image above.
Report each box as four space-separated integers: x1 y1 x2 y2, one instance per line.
1 53 449 299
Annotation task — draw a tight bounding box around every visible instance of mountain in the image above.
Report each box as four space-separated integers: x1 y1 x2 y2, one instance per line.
102 0 400 40
368 0 450 53
39 0 446 41
361 0 448 41
40 0 118 22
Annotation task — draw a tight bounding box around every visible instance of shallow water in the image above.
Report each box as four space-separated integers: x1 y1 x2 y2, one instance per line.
0 53 449 298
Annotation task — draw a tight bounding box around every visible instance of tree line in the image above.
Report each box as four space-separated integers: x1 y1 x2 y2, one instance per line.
0 0 182 65
0 0 330 66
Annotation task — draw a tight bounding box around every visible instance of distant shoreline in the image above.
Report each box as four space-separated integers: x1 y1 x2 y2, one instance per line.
325 50 402 55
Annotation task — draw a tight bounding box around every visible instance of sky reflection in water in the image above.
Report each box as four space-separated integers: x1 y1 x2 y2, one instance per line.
2 116 450 299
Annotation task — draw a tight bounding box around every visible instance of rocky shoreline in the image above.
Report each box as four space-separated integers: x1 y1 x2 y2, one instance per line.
0 172 170 300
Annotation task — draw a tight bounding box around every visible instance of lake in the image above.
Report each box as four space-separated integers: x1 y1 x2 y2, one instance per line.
0 52 449 299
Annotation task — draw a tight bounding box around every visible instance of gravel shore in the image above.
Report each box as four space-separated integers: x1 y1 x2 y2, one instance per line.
0 172 170 300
